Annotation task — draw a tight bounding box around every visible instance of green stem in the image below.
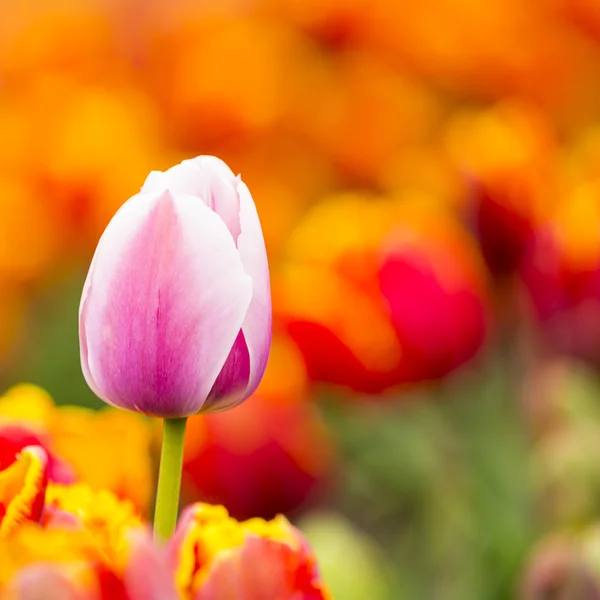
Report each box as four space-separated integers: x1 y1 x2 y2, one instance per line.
154 417 187 541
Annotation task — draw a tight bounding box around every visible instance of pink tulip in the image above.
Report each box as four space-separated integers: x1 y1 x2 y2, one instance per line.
79 156 272 418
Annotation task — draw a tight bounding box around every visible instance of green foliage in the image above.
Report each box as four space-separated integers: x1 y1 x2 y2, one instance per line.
1 273 100 408
320 356 540 599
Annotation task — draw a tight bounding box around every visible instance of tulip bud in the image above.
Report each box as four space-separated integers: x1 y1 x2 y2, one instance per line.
79 156 272 417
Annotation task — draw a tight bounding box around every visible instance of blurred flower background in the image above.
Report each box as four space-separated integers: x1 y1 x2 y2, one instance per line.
5 0 600 597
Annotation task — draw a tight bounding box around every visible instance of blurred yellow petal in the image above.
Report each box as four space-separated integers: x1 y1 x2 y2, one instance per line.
45 483 142 569
0 385 56 426
48 407 153 516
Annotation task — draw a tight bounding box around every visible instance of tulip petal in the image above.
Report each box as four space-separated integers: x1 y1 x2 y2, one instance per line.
80 190 252 417
143 157 241 242
0 423 76 485
0 446 48 537
142 165 210 206
187 156 242 243
124 530 178 600
234 181 272 401
0 424 48 471
200 180 272 413
196 535 330 600
205 331 251 409
10 564 87 600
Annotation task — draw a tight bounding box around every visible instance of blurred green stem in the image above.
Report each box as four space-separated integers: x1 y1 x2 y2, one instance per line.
154 417 187 541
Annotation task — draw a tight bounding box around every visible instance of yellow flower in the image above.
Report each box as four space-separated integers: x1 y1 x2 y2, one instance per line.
171 503 331 600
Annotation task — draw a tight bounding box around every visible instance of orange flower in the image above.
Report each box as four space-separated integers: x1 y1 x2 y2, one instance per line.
44 483 143 567
143 12 304 146
359 0 593 113
0 0 127 81
0 177 62 284
0 446 48 537
1 523 175 600
28 78 168 244
286 48 441 186
182 336 334 520
0 472 174 599
169 503 331 600
0 75 168 264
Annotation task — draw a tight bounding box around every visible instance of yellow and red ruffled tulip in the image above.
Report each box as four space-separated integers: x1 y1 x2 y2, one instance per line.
278 192 489 393
44 483 143 564
0 467 173 599
0 438 330 599
0 446 48 537
0 384 153 515
182 335 334 520
1 519 175 600
169 503 331 600
444 101 560 277
258 0 369 48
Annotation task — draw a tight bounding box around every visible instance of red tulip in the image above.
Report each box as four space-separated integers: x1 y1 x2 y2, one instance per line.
278 192 489 393
169 503 331 600
182 335 334 520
